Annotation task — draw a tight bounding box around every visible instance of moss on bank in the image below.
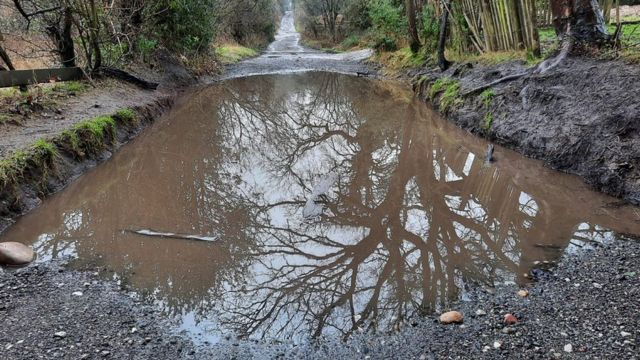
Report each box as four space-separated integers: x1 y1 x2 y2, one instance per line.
0 108 137 197
428 77 463 113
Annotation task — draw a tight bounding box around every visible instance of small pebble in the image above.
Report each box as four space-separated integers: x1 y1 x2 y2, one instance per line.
439 311 464 324
504 313 518 325
72 291 83 296
564 344 573 353
54 331 67 338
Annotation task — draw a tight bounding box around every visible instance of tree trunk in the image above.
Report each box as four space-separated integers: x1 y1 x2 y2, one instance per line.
600 0 613 23
406 0 422 53
551 0 610 43
60 7 76 67
0 44 16 71
519 0 541 56
438 0 452 71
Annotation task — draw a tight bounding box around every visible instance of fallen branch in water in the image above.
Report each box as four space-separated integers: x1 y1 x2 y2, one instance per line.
125 229 218 242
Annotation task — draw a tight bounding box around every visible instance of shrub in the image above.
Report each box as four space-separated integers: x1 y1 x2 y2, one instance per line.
368 0 407 40
145 0 218 54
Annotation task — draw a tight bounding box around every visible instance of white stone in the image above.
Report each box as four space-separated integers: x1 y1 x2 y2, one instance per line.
0 242 35 266
439 311 464 324
564 344 573 353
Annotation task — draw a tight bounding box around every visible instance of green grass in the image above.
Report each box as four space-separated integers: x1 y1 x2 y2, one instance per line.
52 81 88 94
114 108 138 124
451 50 542 66
483 112 495 130
440 81 463 113
32 139 58 158
59 129 81 154
340 35 364 50
0 114 10 125
539 23 640 44
216 45 258 64
377 47 428 71
0 88 20 98
74 116 116 143
480 88 496 131
480 88 496 108
429 77 458 100
429 77 463 113
0 140 58 187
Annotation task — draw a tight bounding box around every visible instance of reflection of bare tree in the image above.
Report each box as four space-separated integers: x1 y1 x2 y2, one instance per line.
209 73 640 341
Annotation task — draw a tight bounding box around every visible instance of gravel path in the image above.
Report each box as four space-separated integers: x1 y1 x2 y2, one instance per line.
214 10 375 81
1 237 637 359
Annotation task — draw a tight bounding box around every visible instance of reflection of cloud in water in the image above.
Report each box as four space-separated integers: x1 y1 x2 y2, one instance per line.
2 73 639 344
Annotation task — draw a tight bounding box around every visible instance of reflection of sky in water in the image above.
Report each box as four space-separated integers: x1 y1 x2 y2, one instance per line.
2 73 639 345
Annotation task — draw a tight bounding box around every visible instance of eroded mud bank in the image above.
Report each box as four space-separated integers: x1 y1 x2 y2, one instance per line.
413 57 640 205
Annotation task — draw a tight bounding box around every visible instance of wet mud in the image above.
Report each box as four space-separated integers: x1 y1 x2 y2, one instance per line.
414 57 640 205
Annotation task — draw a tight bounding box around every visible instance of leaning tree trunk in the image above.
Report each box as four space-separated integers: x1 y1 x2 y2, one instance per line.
0 33 28 91
551 0 610 44
0 35 17 71
406 0 422 53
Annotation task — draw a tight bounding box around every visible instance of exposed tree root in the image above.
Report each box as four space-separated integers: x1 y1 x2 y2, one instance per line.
100 67 158 90
462 34 574 97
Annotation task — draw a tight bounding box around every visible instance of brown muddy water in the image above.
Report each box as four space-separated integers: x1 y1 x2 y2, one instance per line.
2 73 640 343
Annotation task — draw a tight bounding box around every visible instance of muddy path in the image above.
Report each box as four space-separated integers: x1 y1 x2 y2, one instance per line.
1 5 640 360
217 10 375 81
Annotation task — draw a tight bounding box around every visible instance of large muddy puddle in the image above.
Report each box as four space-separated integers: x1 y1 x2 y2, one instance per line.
2 73 640 343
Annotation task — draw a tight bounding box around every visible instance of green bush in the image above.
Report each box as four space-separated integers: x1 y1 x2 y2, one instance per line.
145 0 218 54
368 0 407 40
373 36 398 52
137 36 158 62
341 35 361 49
344 0 371 31
421 3 440 52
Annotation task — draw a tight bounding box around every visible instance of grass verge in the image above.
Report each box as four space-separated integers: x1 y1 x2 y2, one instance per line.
216 45 259 64
0 107 137 193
